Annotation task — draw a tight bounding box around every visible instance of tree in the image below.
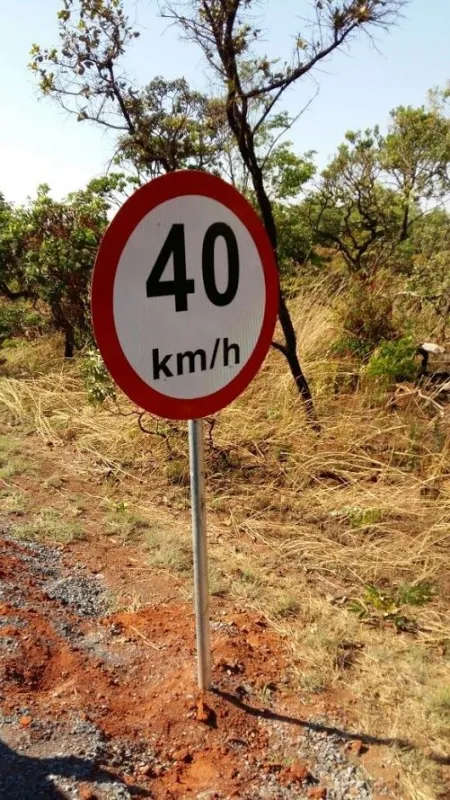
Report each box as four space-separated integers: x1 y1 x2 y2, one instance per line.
311 97 450 280
161 0 406 427
308 99 450 354
32 0 407 427
30 3 227 180
116 77 228 177
383 104 450 240
20 181 115 357
409 208 450 335
309 129 405 277
0 195 31 302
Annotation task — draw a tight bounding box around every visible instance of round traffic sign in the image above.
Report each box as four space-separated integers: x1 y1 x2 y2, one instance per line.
91 171 278 420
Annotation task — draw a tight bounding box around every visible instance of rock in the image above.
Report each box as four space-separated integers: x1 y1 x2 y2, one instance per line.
348 739 368 756
279 760 311 786
196 696 216 726
290 760 311 782
79 788 98 800
19 715 32 727
173 748 193 763
307 788 327 799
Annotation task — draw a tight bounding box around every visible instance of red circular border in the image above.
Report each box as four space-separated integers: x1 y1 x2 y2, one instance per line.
91 170 279 420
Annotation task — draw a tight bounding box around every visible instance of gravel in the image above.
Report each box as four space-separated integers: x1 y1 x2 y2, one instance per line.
0 712 137 800
257 715 379 800
301 726 372 800
44 572 109 618
0 531 110 619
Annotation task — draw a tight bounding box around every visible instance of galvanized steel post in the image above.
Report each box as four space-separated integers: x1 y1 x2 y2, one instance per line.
188 418 212 690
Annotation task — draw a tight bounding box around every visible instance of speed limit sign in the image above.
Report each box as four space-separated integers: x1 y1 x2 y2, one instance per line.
92 171 279 692
91 170 278 420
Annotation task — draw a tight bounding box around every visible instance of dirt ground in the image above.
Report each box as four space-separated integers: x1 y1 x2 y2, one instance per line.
0 514 418 800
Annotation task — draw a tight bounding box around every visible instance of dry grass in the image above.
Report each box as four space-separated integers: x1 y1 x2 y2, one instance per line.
0 289 449 799
13 507 84 544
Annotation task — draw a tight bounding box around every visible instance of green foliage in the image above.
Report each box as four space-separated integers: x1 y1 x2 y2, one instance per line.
339 505 383 528
81 348 116 405
348 582 437 631
0 181 118 357
258 136 315 201
117 78 227 176
396 582 437 607
334 280 397 359
309 102 450 282
30 2 228 180
22 183 109 352
409 208 450 328
309 128 405 277
366 337 418 386
0 302 45 345
383 105 450 204
0 194 29 301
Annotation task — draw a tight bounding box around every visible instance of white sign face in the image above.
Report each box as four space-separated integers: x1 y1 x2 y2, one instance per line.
113 195 266 399
92 171 278 419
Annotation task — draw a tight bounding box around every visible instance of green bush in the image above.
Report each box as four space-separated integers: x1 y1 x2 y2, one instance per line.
0 302 45 345
80 348 116 405
334 281 398 360
365 336 418 386
348 581 437 631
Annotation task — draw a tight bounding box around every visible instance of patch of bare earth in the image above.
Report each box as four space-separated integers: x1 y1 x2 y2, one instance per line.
1 527 403 800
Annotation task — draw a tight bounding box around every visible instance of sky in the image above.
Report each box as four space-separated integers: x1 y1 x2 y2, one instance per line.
1 0 449 205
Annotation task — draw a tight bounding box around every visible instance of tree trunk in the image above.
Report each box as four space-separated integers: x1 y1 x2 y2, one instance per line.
250 160 320 429
64 325 75 359
278 292 321 431
400 203 410 242
223 96 319 428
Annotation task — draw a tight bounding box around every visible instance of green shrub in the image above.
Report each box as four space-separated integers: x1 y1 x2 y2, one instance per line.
365 336 418 386
334 281 398 360
0 302 45 345
338 505 383 528
80 348 116 404
348 581 437 631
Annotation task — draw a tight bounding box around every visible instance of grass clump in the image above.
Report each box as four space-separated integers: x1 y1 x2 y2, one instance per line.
145 525 192 574
14 508 84 544
334 505 384 528
0 434 35 479
427 686 450 734
0 488 27 515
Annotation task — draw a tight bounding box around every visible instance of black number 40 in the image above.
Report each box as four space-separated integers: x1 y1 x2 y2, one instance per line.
146 222 240 312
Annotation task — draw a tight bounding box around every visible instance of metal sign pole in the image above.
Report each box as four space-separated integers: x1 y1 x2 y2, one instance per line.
188 418 212 691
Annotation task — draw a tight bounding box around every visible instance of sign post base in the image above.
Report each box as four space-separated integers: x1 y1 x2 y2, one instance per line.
188 418 212 691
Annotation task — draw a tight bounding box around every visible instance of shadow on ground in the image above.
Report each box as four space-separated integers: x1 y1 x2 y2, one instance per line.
213 688 450 767
0 740 151 799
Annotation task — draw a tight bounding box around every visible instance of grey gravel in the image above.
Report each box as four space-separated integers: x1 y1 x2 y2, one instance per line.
255 714 382 800
299 725 373 800
0 712 136 800
0 530 110 619
44 573 109 618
